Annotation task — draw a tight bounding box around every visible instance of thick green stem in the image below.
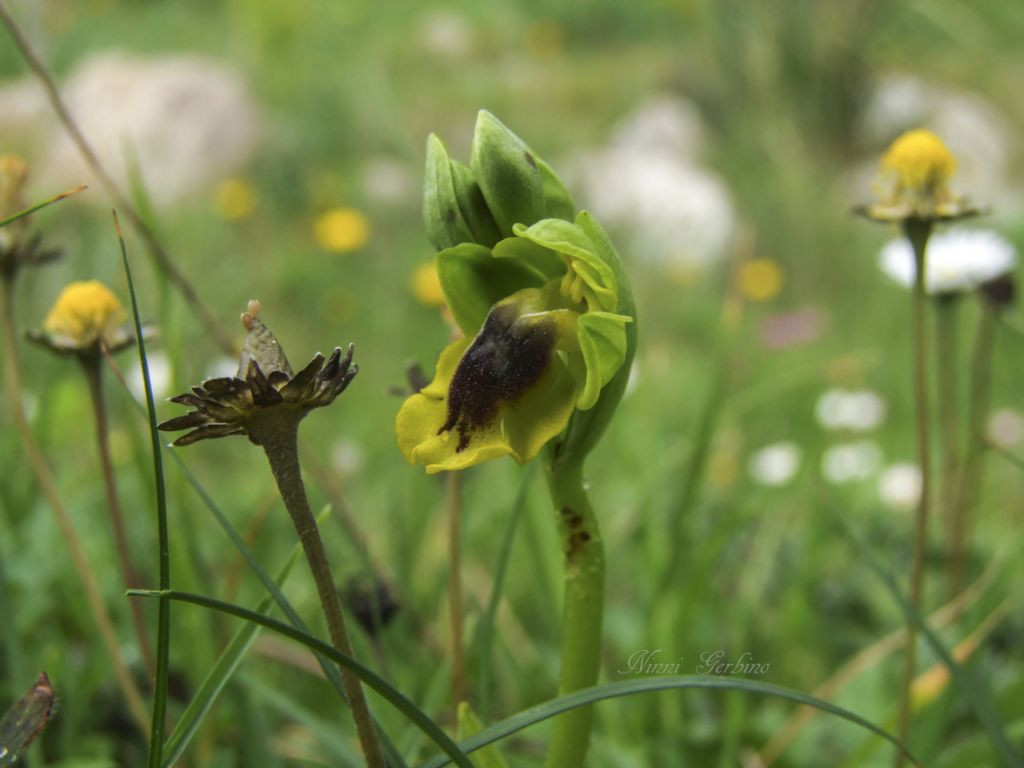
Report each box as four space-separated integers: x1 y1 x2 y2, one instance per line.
446 471 467 708
0 277 150 736
949 303 997 596
933 297 962 597
82 356 157 681
543 456 604 768
256 420 386 768
894 218 933 768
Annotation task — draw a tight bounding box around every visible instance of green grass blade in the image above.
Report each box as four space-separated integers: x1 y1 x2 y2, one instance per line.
161 507 323 766
115 211 170 768
130 589 474 768
471 461 537 720
0 185 87 229
158 447 408 767
835 514 1023 766
416 676 919 768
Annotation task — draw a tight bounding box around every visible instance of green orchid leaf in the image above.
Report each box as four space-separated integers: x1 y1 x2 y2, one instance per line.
512 219 618 312
492 236 566 280
449 159 502 248
424 134 476 251
471 110 547 236
437 244 547 335
575 311 632 410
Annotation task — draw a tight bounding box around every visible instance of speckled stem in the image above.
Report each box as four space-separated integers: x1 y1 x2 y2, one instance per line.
543 455 604 768
256 419 386 768
894 217 933 768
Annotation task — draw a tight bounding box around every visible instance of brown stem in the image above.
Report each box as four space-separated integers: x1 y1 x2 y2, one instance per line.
255 420 385 768
0 277 149 736
446 471 467 708
949 303 997 596
0 1 236 356
81 355 157 681
894 217 933 768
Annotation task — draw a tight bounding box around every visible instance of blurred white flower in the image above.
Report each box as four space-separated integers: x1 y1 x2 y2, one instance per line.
987 408 1024 449
331 438 365 476
815 389 887 432
878 463 922 511
129 350 171 401
418 10 474 58
748 441 801 487
569 96 734 269
821 441 883 483
879 229 1017 295
205 356 239 380
362 156 416 206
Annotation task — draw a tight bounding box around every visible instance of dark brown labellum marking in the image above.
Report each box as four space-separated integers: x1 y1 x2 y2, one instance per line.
439 302 556 452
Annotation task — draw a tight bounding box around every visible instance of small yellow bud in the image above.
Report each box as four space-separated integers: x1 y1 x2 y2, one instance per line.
43 281 126 347
879 129 957 209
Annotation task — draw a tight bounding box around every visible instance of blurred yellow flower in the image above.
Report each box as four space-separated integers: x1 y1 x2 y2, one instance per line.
314 207 371 252
738 258 783 302
214 177 258 220
411 262 445 307
881 129 955 200
43 280 126 347
0 154 29 215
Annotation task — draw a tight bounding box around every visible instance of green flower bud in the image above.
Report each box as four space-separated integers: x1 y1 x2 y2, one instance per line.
423 133 476 251
471 110 548 236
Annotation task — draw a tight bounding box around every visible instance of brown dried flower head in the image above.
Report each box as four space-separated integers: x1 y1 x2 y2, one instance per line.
159 300 357 447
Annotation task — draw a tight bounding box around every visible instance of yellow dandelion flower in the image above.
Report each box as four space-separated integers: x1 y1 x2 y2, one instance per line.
314 207 371 253
42 281 127 347
881 129 956 202
214 177 258 220
411 262 445 307
738 258 783 302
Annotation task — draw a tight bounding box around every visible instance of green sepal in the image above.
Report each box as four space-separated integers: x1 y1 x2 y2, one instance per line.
450 159 502 248
512 218 618 312
548 211 638 465
456 702 510 768
424 133 475 251
436 243 546 335
492 236 565 280
575 311 632 411
536 154 576 221
471 110 546 237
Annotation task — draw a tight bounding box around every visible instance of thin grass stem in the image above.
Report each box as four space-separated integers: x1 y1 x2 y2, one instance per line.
0 276 150 736
446 471 467 710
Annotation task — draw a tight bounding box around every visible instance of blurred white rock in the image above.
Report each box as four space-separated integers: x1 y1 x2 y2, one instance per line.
859 73 1015 204
0 51 260 207
569 96 735 270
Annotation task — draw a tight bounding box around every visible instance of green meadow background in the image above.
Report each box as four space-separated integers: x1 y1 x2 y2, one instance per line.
1 1 1023 765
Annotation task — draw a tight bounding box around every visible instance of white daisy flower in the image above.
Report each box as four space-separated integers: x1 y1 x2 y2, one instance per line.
879 229 1017 295
821 440 883 483
748 441 801 487
878 463 922 511
815 388 887 432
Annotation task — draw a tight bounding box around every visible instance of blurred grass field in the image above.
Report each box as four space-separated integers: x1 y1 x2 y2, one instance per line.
1 0 1024 765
